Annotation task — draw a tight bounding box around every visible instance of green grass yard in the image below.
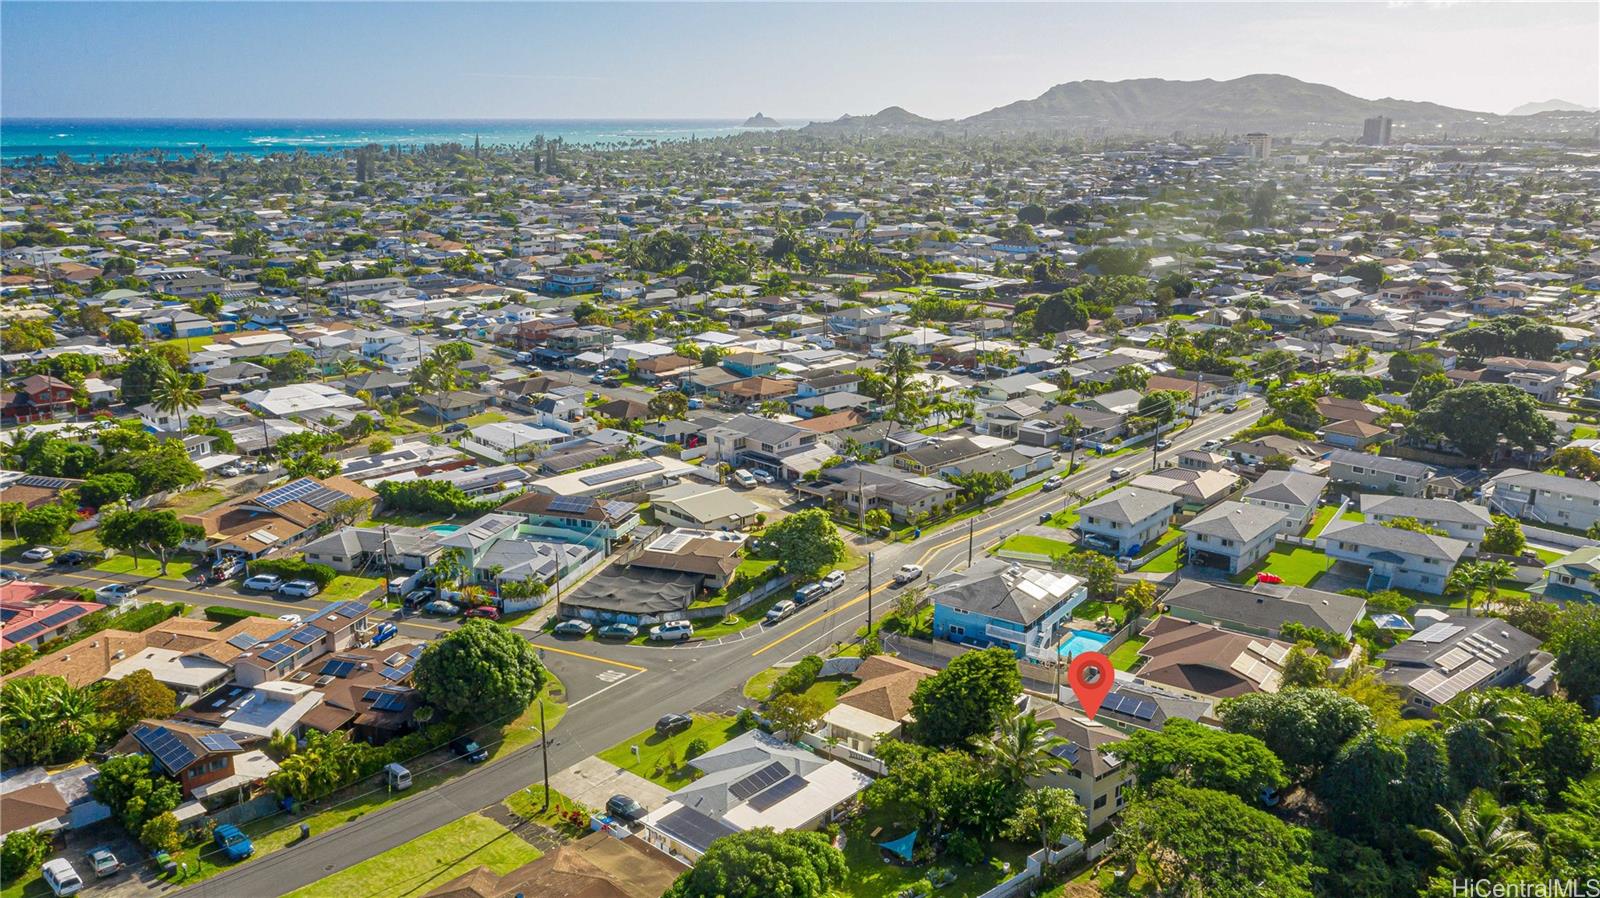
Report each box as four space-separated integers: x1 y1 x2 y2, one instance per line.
840 803 1035 898
94 554 196 579
320 574 386 603
996 533 1075 558
461 410 509 426
1232 545 1333 587
596 713 750 788
281 813 540 898
160 487 228 517
1109 636 1148 671
1138 538 1185 573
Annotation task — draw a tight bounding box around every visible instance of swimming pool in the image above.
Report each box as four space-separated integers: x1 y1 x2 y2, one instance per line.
428 524 461 534
1057 629 1113 658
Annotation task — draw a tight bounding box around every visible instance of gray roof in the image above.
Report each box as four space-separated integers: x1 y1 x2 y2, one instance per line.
1078 486 1181 526
300 525 441 559
1489 468 1600 500
669 729 828 818
1359 495 1492 526
928 557 1083 627
1242 470 1328 507
1161 579 1366 636
712 413 810 446
1318 520 1469 561
1326 448 1433 478
1184 501 1287 543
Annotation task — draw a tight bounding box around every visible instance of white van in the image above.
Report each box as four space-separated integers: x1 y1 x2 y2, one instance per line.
385 763 412 790
1109 466 1131 481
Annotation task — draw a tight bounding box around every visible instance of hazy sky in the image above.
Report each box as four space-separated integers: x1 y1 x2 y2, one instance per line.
3 2 1596 120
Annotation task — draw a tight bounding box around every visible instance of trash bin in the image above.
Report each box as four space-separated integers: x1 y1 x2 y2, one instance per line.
300 823 310 841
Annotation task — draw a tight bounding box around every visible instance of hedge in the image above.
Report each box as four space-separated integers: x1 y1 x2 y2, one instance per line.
247 558 337 588
205 606 267 626
37 602 186 655
769 654 824 699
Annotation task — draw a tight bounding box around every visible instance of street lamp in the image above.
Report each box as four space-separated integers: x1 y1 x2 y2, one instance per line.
528 699 550 811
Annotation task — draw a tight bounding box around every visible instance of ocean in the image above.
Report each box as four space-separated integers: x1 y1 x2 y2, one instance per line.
0 118 779 162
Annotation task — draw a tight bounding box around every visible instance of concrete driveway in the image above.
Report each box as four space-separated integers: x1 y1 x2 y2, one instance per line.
550 755 672 816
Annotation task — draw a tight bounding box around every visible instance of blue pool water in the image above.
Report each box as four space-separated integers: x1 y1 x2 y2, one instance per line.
1057 629 1114 658
428 524 461 534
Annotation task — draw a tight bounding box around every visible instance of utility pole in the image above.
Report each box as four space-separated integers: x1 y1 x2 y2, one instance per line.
381 525 393 607
865 552 874 634
967 519 975 568
856 467 865 531
539 699 550 810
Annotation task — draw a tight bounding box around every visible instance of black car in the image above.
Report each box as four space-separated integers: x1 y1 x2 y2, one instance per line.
606 794 646 822
52 550 93 566
450 736 488 763
444 422 469 433
654 713 692 738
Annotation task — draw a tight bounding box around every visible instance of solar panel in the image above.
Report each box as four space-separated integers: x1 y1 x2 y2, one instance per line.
227 634 260 650
578 459 661 487
198 733 241 752
1102 691 1158 721
362 689 386 703
18 476 73 490
406 644 424 659
1412 623 1465 644
729 761 789 801
256 478 321 508
371 692 408 712
1048 742 1081 763
379 666 408 681
657 805 739 851
547 495 596 514
259 644 295 664
319 659 355 677
135 724 198 774
290 626 327 645
746 774 808 811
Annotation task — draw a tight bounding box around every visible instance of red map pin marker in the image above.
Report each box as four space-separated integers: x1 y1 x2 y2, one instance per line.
1068 651 1114 720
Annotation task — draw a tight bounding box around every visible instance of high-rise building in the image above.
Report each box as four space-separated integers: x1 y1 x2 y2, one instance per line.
1362 115 1393 146
1245 132 1272 160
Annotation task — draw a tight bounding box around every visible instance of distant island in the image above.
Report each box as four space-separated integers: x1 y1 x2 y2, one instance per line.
1510 98 1598 116
743 113 782 128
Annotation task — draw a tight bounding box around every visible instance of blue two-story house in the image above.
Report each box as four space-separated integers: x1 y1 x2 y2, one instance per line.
930 559 1087 662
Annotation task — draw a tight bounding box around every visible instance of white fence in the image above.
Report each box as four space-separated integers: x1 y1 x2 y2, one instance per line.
973 835 1117 898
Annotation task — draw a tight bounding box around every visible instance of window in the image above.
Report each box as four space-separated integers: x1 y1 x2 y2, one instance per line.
949 625 965 637
1093 794 1107 809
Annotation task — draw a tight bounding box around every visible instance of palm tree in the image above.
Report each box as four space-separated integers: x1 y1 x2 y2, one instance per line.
1473 560 1516 613
429 547 466 592
881 343 923 424
973 710 1072 787
152 368 202 432
1438 692 1530 758
1418 797 1537 879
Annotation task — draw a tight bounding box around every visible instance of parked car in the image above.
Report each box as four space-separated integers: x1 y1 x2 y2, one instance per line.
450 736 488 763
52 550 94 566
465 605 501 621
210 557 247 582
219 464 241 477
1039 512 1054 525
1222 401 1240 413
553 619 593 637
751 469 776 485
1156 438 1172 450
893 564 923 585
794 581 826 604
731 469 758 489
254 461 273 474
278 614 302 625
1041 475 1063 492
86 847 121 878
403 588 435 609
654 713 692 737
41 859 83 896
424 600 461 616
605 794 646 822
648 620 694 642
597 622 639 640
0 570 22 581
278 580 320 598
589 373 606 384
444 422 468 433
764 600 797 624
1108 466 1131 481
1201 439 1223 450
94 583 139 602
21 546 54 562
243 574 283 591
820 570 846 591
214 823 254 861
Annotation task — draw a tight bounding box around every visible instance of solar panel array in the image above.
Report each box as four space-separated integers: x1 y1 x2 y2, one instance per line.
1100 691 1158 721
5 608 90 644
1048 742 1081 764
256 478 349 511
135 724 198 774
746 773 808 812
198 733 241 752
546 495 596 515
728 761 790 801
578 459 661 487
259 643 296 664
370 692 408 712
226 634 260 650
290 625 327 645
657 805 738 851
1411 623 1465 644
320 659 355 678
18 475 74 490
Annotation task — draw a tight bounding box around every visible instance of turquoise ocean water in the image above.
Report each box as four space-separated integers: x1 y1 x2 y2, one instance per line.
0 118 776 162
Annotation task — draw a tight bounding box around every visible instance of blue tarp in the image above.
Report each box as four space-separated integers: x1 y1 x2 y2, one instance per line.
877 829 917 862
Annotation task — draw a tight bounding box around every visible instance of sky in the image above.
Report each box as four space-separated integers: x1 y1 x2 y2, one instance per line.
3 2 1597 120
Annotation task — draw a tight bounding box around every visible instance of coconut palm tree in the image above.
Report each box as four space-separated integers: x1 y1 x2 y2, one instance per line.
881 343 923 424
1418 797 1537 879
1438 691 1530 758
152 368 202 432
973 709 1072 787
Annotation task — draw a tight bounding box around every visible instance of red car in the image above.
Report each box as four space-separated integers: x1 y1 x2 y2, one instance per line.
465 606 501 621
1255 573 1283 584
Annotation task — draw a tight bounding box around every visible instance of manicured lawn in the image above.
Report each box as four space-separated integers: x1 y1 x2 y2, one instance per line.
1532 546 1564 565
743 669 856 706
840 803 1035 898
996 533 1074 557
1232 545 1332 587
490 673 568 761
596 713 750 788
159 333 216 351
736 557 778 579
94 554 196 579
501 787 594 840
0 870 50 898
1138 537 1185 573
462 410 509 426
282 813 540 898
1109 635 1148 670
320 574 386 602
358 511 453 528
1306 505 1337 537
1073 601 1129 627
743 667 785 700
1572 425 1598 440
161 486 228 517
1042 508 1080 529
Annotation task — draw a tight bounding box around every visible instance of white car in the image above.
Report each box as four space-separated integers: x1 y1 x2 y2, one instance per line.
243 574 283 591
751 469 776 485
278 580 321 598
94 583 139 602
278 614 302 625
649 620 694 642
41 858 83 896
731 469 758 489
21 546 54 562
219 464 241 477
820 570 846 591
1041 475 1063 491
893 564 923 585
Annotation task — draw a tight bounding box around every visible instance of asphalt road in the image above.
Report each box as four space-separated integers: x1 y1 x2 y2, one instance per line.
156 396 1267 898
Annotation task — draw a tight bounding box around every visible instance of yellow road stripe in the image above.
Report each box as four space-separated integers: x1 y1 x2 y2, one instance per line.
534 642 647 671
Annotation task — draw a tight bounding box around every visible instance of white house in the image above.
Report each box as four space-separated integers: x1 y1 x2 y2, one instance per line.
1076 487 1182 557
1317 520 1468 595
1358 495 1493 554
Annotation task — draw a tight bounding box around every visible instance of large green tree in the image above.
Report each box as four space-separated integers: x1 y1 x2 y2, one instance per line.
1114 782 1314 898
413 619 545 723
1414 383 1557 462
1219 688 1375 781
92 753 182 836
1117 718 1287 800
909 647 1021 748
757 508 845 577
1549 605 1600 716
98 508 203 575
664 829 844 898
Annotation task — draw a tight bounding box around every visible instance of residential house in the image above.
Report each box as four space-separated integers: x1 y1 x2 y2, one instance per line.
1317 519 1468 595
1359 495 1493 554
1033 704 1134 832
497 490 642 553
1484 469 1600 533
1 375 76 423
648 481 762 531
1326 448 1432 497
705 415 820 480
1130 616 1292 699
929 559 1087 661
1531 545 1600 603
1161 580 1366 640
1379 617 1545 716
300 526 444 573
794 462 960 524
1128 468 1239 512
128 720 275 802
228 600 376 687
1076 487 1182 556
416 391 491 423
815 655 936 766
0 593 104 651
1240 469 1328 535
1182 501 1286 575
183 476 377 561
